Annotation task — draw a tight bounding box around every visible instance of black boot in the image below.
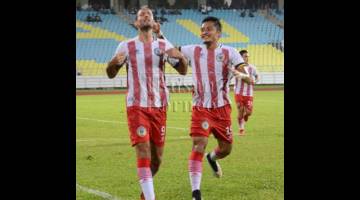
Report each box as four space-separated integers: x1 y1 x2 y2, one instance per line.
192 189 202 200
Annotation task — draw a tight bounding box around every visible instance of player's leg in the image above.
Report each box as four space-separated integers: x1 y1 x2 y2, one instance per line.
135 142 155 200
189 136 208 200
150 141 163 176
127 107 155 200
210 139 232 159
237 102 246 135
235 95 246 135
140 142 163 200
243 108 251 122
205 104 233 178
188 107 211 200
148 107 167 177
206 136 232 179
243 97 254 122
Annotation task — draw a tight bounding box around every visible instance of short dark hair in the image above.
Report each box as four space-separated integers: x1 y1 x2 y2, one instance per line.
201 16 222 32
239 50 248 56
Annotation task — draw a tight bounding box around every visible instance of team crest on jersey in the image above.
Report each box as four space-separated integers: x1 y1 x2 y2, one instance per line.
201 120 209 130
136 126 147 137
216 53 224 62
154 47 163 56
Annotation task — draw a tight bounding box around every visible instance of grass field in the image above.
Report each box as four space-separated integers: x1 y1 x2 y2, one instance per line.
76 90 284 200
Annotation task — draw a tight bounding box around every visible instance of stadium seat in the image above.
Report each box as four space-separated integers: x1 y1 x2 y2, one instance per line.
76 9 284 76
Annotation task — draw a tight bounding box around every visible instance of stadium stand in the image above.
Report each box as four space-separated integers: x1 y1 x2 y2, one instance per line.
76 9 284 77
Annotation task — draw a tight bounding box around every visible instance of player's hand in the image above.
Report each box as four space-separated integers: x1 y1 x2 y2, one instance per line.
165 48 185 60
231 68 253 82
152 22 161 35
231 68 242 79
236 65 248 74
112 52 126 65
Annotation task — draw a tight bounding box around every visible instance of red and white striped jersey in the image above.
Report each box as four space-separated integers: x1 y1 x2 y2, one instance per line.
234 64 258 96
181 44 244 108
113 37 174 107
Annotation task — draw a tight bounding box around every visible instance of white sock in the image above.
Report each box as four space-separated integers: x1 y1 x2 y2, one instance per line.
138 167 155 200
239 119 245 129
189 160 202 191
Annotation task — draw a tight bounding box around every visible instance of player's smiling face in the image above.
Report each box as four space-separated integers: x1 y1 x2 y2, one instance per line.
135 8 154 31
200 21 221 44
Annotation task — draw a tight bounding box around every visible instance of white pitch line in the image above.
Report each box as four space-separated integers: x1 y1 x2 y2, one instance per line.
76 183 121 200
77 117 188 131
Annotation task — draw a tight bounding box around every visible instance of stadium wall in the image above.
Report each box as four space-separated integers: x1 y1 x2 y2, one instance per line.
76 72 284 89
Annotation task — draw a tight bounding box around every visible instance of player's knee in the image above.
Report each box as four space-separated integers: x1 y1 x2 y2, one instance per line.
135 142 151 157
193 144 206 153
137 143 150 151
192 137 208 153
193 142 207 153
246 110 252 116
219 145 232 157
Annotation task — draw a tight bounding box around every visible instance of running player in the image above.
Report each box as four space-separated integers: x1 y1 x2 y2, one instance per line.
158 16 250 200
234 50 259 136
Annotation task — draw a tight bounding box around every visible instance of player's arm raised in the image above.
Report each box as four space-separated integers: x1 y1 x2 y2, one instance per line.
165 48 188 75
153 21 166 40
154 22 188 75
106 52 126 79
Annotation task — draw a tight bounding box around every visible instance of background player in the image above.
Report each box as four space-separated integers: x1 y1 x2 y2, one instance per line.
234 50 259 136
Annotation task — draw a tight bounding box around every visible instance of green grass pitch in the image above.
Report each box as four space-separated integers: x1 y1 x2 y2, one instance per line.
76 90 284 200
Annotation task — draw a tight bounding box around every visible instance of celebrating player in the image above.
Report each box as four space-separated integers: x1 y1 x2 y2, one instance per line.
157 16 251 199
106 6 188 200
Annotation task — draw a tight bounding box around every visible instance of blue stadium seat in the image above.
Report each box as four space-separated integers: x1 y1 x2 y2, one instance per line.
76 9 284 75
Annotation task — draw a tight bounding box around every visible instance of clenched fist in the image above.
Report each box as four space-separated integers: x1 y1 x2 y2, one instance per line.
165 48 184 60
